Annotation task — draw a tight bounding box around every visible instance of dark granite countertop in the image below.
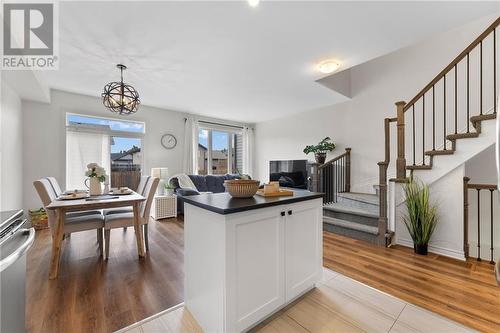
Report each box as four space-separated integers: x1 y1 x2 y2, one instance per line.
181 190 324 215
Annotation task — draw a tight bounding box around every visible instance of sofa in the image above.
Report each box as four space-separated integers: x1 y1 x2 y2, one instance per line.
170 174 241 214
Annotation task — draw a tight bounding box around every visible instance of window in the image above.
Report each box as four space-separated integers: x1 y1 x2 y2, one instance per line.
211 130 228 174
66 114 145 190
197 125 243 175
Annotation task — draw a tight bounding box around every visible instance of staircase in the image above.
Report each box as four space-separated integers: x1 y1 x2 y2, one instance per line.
316 148 390 246
323 192 380 244
320 17 500 247
377 16 500 247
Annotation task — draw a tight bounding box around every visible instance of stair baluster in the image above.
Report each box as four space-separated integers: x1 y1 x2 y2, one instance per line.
433 85 436 151
490 189 494 264
422 95 425 165
467 53 470 133
378 17 500 248
477 189 481 261
443 75 447 150
463 180 497 263
494 28 497 114
318 148 351 205
455 64 458 134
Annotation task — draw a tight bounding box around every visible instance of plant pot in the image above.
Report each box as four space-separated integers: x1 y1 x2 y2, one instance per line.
414 244 428 255
315 152 326 164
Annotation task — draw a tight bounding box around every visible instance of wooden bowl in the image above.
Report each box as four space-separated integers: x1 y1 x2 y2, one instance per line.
224 179 260 198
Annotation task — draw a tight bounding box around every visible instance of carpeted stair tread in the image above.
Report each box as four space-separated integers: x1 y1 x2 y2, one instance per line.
323 201 378 218
323 216 379 235
337 192 379 206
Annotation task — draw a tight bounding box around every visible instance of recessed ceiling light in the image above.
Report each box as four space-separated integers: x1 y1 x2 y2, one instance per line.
317 60 340 74
248 0 260 7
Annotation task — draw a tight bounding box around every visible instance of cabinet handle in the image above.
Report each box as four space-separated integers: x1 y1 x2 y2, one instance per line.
280 211 285 217
288 210 293 215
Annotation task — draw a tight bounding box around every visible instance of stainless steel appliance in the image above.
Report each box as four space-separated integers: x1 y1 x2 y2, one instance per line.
0 210 35 333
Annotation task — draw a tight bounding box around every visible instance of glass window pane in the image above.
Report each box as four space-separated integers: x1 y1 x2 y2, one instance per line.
67 114 145 133
211 131 229 175
110 137 142 190
198 129 208 175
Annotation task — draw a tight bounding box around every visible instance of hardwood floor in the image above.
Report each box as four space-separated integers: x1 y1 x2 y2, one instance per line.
27 219 500 333
26 217 184 333
323 232 500 333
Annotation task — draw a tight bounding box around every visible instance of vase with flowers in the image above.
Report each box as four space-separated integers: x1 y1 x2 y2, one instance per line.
85 163 108 196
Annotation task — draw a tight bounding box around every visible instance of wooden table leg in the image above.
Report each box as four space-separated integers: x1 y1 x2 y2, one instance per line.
133 202 145 257
49 208 65 279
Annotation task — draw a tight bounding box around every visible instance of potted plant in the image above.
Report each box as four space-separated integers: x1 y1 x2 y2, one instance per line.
402 177 438 255
84 163 107 196
303 137 336 164
164 182 176 196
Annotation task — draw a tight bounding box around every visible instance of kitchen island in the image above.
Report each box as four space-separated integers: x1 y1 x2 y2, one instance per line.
183 190 323 332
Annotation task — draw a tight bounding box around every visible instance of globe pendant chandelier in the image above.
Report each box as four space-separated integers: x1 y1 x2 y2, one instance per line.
102 64 140 115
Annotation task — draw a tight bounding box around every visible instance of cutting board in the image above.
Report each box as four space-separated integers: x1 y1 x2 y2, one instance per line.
255 189 294 197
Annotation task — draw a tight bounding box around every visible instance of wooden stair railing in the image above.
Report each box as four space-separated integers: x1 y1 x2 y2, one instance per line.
463 178 497 264
377 117 397 246
398 17 499 177
377 17 500 247
318 148 351 204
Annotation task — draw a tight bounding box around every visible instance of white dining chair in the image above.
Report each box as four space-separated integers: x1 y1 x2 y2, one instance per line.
103 175 150 216
103 177 159 259
45 177 102 217
33 179 105 256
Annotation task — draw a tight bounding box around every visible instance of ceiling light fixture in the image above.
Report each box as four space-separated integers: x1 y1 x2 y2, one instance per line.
248 0 260 7
317 60 340 74
102 64 140 115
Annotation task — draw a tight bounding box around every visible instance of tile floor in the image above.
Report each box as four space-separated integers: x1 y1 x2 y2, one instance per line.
118 268 476 333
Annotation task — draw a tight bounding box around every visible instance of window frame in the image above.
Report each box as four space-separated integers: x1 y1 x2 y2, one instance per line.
198 124 242 175
66 112 146 138
65 113 146 187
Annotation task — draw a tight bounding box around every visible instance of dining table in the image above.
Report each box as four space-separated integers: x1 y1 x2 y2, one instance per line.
45 191 146 279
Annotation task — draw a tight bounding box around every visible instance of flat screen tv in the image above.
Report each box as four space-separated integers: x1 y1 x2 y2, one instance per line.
269 160 308 189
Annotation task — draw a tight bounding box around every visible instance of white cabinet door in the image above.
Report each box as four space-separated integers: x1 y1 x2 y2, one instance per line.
284 199 323 302
226 207 285 332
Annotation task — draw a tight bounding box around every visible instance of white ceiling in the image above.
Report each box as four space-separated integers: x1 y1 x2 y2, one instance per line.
36 1 498 123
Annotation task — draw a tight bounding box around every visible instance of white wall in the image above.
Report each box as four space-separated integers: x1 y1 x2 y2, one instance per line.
254 15 498 191
22 89 187 211
395 165 466 260
0 82 24 211
396 146 500 262
464 144 500 262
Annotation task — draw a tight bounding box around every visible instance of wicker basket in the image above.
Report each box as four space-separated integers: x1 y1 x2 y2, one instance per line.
224 179 260 198
29 208 48 230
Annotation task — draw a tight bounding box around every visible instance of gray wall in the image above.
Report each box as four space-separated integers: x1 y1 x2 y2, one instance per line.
22 89 187 211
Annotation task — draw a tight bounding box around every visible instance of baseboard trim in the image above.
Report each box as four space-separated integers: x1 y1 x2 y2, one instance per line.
396 238 466 261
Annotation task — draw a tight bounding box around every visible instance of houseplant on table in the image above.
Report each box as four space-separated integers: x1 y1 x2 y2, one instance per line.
164 183 176 196
402 177 438 255
303 137 336 164
85 163 107 196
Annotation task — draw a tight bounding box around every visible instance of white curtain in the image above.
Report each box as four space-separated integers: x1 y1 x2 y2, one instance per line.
183 116 199 174
242 126 254 177
66 130 111 190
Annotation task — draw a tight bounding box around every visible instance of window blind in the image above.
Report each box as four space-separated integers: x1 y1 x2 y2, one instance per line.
66 130 111 190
